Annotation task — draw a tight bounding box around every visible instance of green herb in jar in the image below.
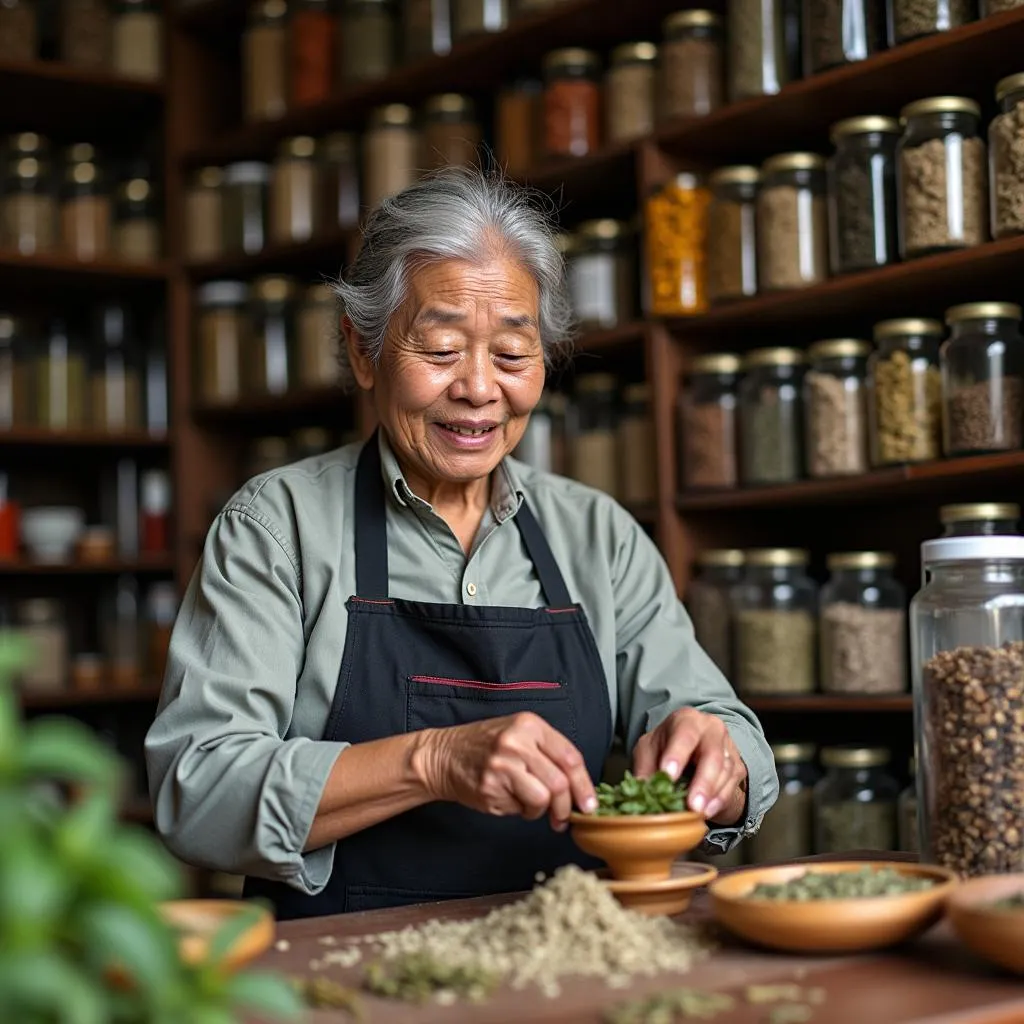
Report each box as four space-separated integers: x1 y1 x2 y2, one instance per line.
991 892 1024 911
594 770 691 816
364 952 499 1004
748 866 937 901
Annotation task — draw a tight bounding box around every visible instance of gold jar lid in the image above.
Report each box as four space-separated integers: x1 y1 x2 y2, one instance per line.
194 165 224 189
743 347 806 369
610 41 658 65
696 548 744 567
821 746 890 769
808 338 871 359
304 283 335 303
68 161 98 186
827 551 896 570
688 353 742 375
251 275 298 303
12 156 44 180
369 103 414 128
252 0 286 18
772 742 816 763
745 548 809 567
829 115 900 142
900 96 981 119
663 8 721 30
761 152 826 174
575 372 618 394
65 142 96 164
279 135 316 159
940 502 1021 524
709 165 761 186
543 48 601 75
996 73 1024 102
322 132 357 160
118 178 151 203
424 93 476 119
8 132 47 156
946 301 1022 323
873 318 944 340
576 218 628 241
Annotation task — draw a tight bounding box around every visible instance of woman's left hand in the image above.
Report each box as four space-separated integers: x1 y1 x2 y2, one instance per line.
632 708 748 825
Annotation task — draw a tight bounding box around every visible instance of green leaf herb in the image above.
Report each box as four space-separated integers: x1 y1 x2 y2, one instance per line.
748 866 937 901
594 771 690 816
365 952 500 1004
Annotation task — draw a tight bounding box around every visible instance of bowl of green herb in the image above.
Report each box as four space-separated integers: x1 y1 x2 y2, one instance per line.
569 771 706 882
709 861 958 953
947 873 1024 974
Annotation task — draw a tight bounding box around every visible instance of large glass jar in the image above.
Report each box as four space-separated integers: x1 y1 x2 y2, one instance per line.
60 0 110 66
570 373 618 497
184 167 223 262
2 147 56 255
868 318 944 466
320 132 360 232
707 166 759 304
738 347 806 485
898 757 918 853
542 48 601 159
112 0 163 81
0 0 37 61
243 0 288 122
567 219 634 330
941 302 1024 455
90 303 142 432
803 0 882 74
990 73 1024 240
890 0 972 43
658 10 723 122
757 153 829 291
940 502 1021 536
296 283 339 388
605 42 657 144
60 144 111 261
223 161 270 256
677 353 741 491
732 548 818 695
196 281 248 405
821 551 906 694
981 0 1021 12
495 78 542 178
898 97 988 259
814 747 899 853
113 176 160 263
452 0 506 38
288 0 333 107
911 535 1024 874
617 383 656 506
645 173 710 317
828 116 900 274
248 276 297 395
421 93 481 170
804 338 871 478
402 0 450 61
36 317 87 429
728 0 798 101
363 103 418 210
341 0 396 83
749 743 820 863
271 135 319 245
685 548 744 676
0 314 32 429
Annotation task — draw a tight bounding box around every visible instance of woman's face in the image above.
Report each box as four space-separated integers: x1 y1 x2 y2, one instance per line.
346 254 546 488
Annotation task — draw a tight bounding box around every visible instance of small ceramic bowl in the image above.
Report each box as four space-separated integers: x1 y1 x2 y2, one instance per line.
947 873 1024 974
568 810 707 882
709 860 958 954
20 506 84 563
606 861 719 916
158 900 275 972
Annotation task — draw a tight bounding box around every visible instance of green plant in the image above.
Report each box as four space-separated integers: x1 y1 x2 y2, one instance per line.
593 771 690 816
0 633 304 1024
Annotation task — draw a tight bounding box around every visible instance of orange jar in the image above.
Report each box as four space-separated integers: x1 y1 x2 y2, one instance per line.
645 171 711 316
542 48 601 159
289 0 334 107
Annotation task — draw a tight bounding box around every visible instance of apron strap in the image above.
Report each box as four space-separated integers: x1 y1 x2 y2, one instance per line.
510 499 574 609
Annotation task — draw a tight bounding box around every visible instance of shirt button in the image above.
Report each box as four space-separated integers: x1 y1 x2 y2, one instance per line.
466 583 478 597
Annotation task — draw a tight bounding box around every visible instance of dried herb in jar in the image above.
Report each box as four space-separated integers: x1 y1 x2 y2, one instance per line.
749 866 935 901
821 604 905 694
872 348 942 463
735 609 816 695
947 378 1024 452
816 801 895 853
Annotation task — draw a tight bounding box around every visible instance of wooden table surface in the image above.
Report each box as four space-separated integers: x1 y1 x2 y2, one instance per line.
255 860 1024 1024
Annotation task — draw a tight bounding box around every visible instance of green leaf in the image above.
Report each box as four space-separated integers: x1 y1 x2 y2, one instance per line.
207 903 267 964
85 829 182 906
0 837 72 947
0 951 108 1024
55 789 118 867
78 901 180 994
226 971 305 1017
20 718 121 788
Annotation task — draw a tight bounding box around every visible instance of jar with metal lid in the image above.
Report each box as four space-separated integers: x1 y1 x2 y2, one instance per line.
749 743 820 862
60 144 111 261
728 0 798 101
297 283 339 387
570 374 618 496
321 133 360 231
90 303 142 432
911 535 1024 874
112 0 163 81
0 0 37 61
940 502 1021 536
0 314 32 429
685 548 744 675
543 48 601 159
60 0 110 66
495 78 542 178
340 0 396 83
990 73 1024 240
814 747 899 853
243 0 288 121
364 103 418 210
422 94 481 169
821 551 906 694
941 302 1024 455
707 166 759 304
828 116 900 274
567 220 634 330
617 383 656 506
899 757 918 853
113 177 160 263
2 148 56 255
223 161 270 255
645 173 711 317
869 318 944 466
402 0 450 62
803 0 881 75
658 10 723 121
289 0 333 106
16 598 68 691
732 548 818 695
804 338 871 478
36 317 87 429
248 276 297 395
605 42 657 144
898 97 988 258
271 136 319 244
891 0 972 43
738 347 806 485
196 281 248 405
453 0 506 38
677 353 741 491
757 153 829 291
184 167 223 262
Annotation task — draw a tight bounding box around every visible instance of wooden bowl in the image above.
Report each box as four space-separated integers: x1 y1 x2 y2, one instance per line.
947 873 1024 974
158 899 275 972
568 810 707 881
709 860 958 953
606 861 718 916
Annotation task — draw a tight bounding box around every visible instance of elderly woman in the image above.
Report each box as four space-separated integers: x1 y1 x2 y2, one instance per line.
146 169 777 920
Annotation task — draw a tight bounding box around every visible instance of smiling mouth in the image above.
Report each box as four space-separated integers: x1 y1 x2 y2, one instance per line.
439 423 498 437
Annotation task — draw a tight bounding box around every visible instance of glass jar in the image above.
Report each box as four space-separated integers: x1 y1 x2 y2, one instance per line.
898 757 918 853
402 0 450 61
821 551 906 694
90 303 142 432
911 535 1024 874
223 161 270 255
363 103 418 210
566 219 634 330
297 283 339 387
453 0 506 38
940 502 1021 536
113 177 161 263
341 0 396 83
16 598 68 691
196 281 248 405
112 0 163 81
243 0 288 122
106 575 140 691
570 373 618 497
814 747 899 853
707 166 759 304
728 0 798 101
738 347 806 485
320 132 360 231
757 153 829 291
990 74 1024 240
617 383 656 506
0 314 32 429
515 391 555 471
941 302 1024 455
981 0 1021 12
60 144 111 261
749 743 820 863
2 149 56 256
605 42 657 145
732 548 818 695
828 116 900 274
898 97 988 259
421 93 481 170
184 167 223 262
869 318 944 466
289 0 333 106
60 0 110 66
658 10 723 122
0 0 37 61
36 317 87 429
542 48 601 159
677 353 741 491
495 78 542 178
248 276 297 395
891 0 972 43
685 548 744 676
271 135 319 245
146 581 177 683
803 0 881 74
804 338 871 478
645 173 711 317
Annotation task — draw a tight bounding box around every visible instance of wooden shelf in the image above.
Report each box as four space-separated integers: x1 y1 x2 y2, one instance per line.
186 231 355 281
575 321 647 355
522 141 639 217
747 695 913 712
0 250 169 292
0 557 175 576
0 428 169 449
193 385 352 425
19 683 163 710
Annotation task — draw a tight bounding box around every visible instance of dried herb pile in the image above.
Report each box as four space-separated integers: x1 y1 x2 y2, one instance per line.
594 770 691 815
991 892 1024 911
365 953 499 1005
606 982 826 1023
748 866 936 901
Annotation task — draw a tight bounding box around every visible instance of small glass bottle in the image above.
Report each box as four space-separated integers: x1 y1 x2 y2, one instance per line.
542 48 601 159
106 574 141 691
146 581 177 683
452 0 506 38
566 220 634 330
941 302 1024 455
749 743 820 863
113 176 161 263
0 314 32 429
2 146 56 256
898 97 988 259
320 132 360 231
112 0 163 81
570 373 618 497
222 161 270 255
243 0 288 121
677 352 741 490
0 0 38 61
271 135 319 245
605 41 657 145
248 276 297 395
939 502 1021 536
707 166 759 304
363 103 418 210
340 0 397 83
803 0 882 75
16 598 68 691
814 747 899 853
658 10 723 122
804 338 871 478
644 173 711 317
421 93 481 170
195 281 249 405
296 282 339 388
60 143 111 261
60 0 110 66
685 548 744 676
738 347 806 485
184 166 224 262
288 0 333 107
898 757 918 854
890 0 973 43
401 0 450 62
140 469 171 553
990 73 1024 240
617 383 656 506
36 317 87 430
90 303 142 432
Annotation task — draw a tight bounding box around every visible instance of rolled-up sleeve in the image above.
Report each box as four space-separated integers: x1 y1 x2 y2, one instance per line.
611 509 778 852
145 504 345 894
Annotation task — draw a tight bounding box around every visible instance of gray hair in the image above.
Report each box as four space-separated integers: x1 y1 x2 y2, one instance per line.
332 168 575 388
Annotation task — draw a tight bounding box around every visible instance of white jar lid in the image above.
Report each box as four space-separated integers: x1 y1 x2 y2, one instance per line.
922 536 1024 564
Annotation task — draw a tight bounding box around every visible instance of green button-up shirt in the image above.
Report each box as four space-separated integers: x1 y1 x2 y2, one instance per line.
145 432 777 895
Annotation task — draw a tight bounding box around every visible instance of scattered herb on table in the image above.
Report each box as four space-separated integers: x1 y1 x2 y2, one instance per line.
605 987 735 1022
293 976 364 1017
746 985 826 1005
364 952 499 1004
595 770 690 816
766 1006 815 1024
748 866 937 901
991 892 1024 911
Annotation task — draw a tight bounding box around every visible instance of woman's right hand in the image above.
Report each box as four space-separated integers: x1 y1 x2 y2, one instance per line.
416 713 598 832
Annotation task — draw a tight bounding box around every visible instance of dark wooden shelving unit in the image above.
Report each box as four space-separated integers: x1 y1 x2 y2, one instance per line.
185 230 357 281
192 385 352 425
747 695 913 713
0 557 176 576
0 250 170 291
0 428 169 449
19 683 163 710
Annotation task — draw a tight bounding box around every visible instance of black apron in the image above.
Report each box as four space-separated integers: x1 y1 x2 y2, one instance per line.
245 434 613 919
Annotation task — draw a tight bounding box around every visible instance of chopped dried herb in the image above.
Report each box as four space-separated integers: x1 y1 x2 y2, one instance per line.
605 987 735 1022
748 866 936 901
595 770 690 816
991 892 1024 911
293 976 364 1017
364 952 499 1004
